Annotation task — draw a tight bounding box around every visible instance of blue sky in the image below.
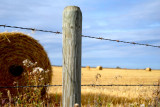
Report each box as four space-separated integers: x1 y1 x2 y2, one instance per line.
0 0 160 69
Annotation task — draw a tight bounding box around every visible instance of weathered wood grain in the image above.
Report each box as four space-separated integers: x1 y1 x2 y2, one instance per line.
62 6 82 107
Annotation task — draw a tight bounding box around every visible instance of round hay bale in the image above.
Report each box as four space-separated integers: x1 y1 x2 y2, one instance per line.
96 66 103 70
0 32 52 97
86 66 90 70
146 68 151 71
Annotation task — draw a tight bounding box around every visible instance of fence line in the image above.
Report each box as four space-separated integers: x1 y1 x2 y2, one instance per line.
0 85 62 88
0 25 62 34
0 24 159 89
0 24 160 48
0 84 159 88
82 35 160 48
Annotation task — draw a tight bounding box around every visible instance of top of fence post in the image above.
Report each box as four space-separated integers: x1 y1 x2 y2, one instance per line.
62 6 82 107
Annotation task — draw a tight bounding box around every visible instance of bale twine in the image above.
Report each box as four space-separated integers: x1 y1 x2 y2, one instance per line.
0 32 52 97
86 66 90 70
96 66 103 70
146 68 151 71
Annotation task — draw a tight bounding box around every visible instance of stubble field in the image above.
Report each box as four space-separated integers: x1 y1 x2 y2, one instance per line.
49 66 160 106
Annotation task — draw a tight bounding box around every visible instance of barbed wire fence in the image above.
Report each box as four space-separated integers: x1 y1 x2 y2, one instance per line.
1 25 160 48
0 84 159 88
0 24 160 88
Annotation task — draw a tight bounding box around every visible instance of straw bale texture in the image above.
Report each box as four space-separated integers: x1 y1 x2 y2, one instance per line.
146 68 151 71
0 32 52 97
96 66 103 70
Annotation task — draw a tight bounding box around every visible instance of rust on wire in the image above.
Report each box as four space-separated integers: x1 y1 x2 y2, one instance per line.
0 25 160 48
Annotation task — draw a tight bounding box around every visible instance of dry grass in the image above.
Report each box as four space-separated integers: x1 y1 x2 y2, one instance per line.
146 67 152 71
86 66 90 70
49 66 160 106
0 59 53 106
1 66 159 106
96 66 103 70
0 32 52 98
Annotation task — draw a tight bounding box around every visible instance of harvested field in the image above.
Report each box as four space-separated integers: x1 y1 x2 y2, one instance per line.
49 66 160 106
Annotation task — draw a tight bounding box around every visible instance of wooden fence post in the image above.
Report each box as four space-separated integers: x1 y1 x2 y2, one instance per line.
62 6 82 107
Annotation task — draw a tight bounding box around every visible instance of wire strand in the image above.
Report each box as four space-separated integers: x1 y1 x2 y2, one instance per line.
0 24 160 48
0 84 159 88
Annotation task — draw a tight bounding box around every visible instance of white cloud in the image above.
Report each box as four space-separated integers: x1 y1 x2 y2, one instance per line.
0 0 160 68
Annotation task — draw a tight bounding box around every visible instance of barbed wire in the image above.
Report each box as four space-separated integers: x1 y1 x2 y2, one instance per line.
0 84 159 88
0 24 160 48
0 25 62 34
0 85 61 88
82 35 160 48
82 84 160 87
